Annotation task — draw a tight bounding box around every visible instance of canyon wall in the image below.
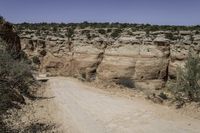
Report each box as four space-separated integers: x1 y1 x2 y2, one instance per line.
19 29 200 90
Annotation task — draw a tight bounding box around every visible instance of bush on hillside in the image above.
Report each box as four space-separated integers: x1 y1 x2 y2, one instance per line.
0 39 36 111
14 22 200 32
98 29 106 34
165 33 175 40
66 27 75 39
107 29 112 33
168 52 200 102
110 28 122 38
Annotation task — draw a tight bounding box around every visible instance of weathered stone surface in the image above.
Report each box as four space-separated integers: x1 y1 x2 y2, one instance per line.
97 56 136 80
0 22 21 58
134 58 168 80
19 29 200 90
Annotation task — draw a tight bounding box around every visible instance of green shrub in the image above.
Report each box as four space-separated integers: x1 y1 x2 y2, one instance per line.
86 33 91 40
107 29 112 33
14 22 200 32
165 33 176 40
40 50 47 56
91 34 98 38
35 30 41 36
0 38 36 109
66 27 75 39
146 30 150 37
52 27 58 32
81 29 90 35
195 31 200 34
110 28 122 38
127 31 133 36
0 38 45 132
81 30 93 39
168 52 200 102
98 29 106 34
32 56 41 65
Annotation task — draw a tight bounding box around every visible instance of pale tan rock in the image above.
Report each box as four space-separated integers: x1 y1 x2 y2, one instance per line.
19 28 200 90
134 58 168 80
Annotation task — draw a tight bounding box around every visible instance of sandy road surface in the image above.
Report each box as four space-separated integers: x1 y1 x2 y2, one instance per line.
48 77 200 133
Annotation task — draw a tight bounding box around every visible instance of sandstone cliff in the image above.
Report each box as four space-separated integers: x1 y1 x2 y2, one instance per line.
18 28 200 90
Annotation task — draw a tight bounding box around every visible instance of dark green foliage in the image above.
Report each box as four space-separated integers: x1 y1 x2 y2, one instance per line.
86 33 91 40
0 52 35 97
107 29 112 33
32 56 41 65
0 38 36 131
81 30 92 39
40 50 47 56
21 122 56 133
35 30 41 36
81 29 90 35
91 34 98 38
195 31 200 34
158 92 168 100
15 22 200 33
110 28 122 38
165 33 175 40
169 52 200 102
145 30 150 37
98 29 106 34
53 27 58 32
115 77 135 88
66 27 75 39
127 31 133 36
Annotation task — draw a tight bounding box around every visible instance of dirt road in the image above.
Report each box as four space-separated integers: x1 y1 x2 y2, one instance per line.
48 77 200 133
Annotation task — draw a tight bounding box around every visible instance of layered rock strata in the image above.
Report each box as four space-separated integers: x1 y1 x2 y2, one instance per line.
19 29 200 90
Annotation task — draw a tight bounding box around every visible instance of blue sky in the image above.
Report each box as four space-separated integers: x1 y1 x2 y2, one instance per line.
0 0 200 25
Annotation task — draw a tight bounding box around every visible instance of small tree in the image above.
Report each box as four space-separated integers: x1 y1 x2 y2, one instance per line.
98 29 106 35
165 33 175 40
66 27 74 40
169 52 200 102
110 28 122 39
53 26 58 32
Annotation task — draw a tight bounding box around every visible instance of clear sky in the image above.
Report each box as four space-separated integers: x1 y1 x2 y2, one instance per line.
0 0 200 25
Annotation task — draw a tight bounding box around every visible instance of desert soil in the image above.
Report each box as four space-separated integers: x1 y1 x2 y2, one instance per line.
46 77 200 133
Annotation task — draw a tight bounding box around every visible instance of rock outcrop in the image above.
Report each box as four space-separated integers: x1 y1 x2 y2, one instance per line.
0 22 21 59
19 28 200 90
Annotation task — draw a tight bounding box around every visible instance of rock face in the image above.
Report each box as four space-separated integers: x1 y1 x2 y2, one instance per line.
0 22 21 59
19 28 200 90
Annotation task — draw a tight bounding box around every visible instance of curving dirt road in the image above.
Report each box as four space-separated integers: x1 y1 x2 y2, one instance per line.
48 77 200 133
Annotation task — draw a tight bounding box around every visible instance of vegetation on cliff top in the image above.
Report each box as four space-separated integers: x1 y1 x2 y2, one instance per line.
14 21 200 32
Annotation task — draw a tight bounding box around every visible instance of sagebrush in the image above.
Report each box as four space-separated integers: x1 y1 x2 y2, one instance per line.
169 52 200 102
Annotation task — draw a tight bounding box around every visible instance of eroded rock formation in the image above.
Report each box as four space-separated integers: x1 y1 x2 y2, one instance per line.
0 22 21 59
19 28 200 90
